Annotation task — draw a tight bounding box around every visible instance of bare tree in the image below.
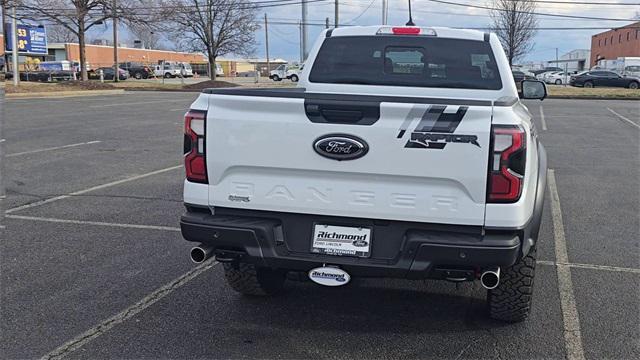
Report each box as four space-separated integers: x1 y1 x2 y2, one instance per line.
490 0 538 66
17 0 113 80
127 22 161 49
162 0 259 78
47 23 77 42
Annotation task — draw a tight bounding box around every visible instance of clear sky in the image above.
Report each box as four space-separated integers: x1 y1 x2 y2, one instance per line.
252 0 639 63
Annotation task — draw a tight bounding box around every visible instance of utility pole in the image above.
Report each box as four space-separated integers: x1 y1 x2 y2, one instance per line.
113 0 119 82
382 0 388 25
555 48 559 68
11 5 18 86
264 13 270 76
2 1 8 75
299 21 303 63
325 17 329 29
301 0 308 61
334 0 339 28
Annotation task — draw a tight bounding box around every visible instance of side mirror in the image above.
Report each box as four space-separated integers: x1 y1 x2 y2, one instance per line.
520 80 547 100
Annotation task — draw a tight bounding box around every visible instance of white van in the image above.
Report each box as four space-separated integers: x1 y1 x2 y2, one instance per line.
154 62 193 78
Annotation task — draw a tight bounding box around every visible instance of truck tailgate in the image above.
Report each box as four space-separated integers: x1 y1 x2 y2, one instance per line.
206 92 492 225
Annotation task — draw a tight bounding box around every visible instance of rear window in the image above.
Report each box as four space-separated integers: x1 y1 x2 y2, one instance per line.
309 36 502 90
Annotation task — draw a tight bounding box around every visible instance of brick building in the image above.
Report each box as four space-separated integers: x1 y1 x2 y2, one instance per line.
48 43 207 68
590 22 640 67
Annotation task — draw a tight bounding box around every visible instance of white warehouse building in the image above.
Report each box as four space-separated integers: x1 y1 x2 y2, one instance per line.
546 49 591 73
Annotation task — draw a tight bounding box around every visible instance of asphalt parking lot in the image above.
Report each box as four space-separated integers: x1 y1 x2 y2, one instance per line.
1 92 638 359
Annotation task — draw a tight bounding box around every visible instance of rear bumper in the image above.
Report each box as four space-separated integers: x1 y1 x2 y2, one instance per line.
180 207 523 280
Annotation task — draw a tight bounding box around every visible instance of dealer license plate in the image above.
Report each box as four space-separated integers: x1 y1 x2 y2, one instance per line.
311 224 372 258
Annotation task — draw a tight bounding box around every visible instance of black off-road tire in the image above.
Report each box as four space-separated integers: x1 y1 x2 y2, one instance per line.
290 74 299 82
223 262 285 296
487 248 536 323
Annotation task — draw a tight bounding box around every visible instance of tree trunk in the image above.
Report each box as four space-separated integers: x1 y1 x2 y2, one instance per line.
78 20 88 81
208 54 216 79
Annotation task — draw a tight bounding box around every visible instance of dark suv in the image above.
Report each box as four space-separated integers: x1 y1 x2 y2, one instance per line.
570 70 639 89
118 62 153 79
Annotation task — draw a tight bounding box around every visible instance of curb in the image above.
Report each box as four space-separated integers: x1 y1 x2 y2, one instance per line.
124 88 202 93
5 89 125 99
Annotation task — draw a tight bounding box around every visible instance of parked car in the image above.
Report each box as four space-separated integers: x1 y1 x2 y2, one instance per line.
545 72 572 85
90 67 129 80
6 70 76 82
154 63 180 78
180 25 549 323
118 62 153 79
179 62 194 77
570 70 639 89
153 62 192 78
534 67 563 79
236 70 259 77
512 70 535 85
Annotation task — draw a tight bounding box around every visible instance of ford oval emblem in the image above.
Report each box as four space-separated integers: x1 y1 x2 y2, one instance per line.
313 134 368 161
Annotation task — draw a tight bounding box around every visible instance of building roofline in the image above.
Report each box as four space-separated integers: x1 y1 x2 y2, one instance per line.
49 42 206 57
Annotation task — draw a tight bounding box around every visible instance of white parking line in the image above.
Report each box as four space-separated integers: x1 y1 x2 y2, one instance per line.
6 141 101 157
539 106 547 130
606 107 640 129
40 258 219 360
5 165 181 214
537 260 640 275
5 215 181 232
548 169 585 360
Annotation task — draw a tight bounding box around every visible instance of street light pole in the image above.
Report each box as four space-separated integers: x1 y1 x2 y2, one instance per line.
334 0 339 28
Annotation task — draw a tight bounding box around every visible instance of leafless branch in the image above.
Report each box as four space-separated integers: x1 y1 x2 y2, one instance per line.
490 0 538 66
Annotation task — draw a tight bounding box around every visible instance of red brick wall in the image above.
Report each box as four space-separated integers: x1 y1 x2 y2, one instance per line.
0 34 4 56
590 22 640 67
64 43 207 67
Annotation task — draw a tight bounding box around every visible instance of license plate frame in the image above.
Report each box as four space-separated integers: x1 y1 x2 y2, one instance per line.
311 224 372 258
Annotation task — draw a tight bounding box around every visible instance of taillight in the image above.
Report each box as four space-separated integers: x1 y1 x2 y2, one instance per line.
487 125 526 203
184 110 207 183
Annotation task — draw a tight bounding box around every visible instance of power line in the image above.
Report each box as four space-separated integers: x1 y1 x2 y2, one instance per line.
344 0 376 24
500 0 640 5
425 0 639 21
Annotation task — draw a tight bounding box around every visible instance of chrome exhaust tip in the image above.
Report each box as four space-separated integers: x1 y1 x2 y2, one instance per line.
190 245 213 264
480 267 501 290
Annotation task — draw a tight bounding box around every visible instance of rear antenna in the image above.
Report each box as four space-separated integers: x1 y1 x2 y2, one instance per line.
406 0 415 26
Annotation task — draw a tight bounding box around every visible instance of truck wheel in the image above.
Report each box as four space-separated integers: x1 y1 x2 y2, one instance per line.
290 74 299 82
223 262 285 296
164 72 172 78
272 75 281 82
584 81 594 88
487 248 536 323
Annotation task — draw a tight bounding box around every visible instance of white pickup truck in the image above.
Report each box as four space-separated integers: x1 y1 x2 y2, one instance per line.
270 64 303 82
180 26 548 322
